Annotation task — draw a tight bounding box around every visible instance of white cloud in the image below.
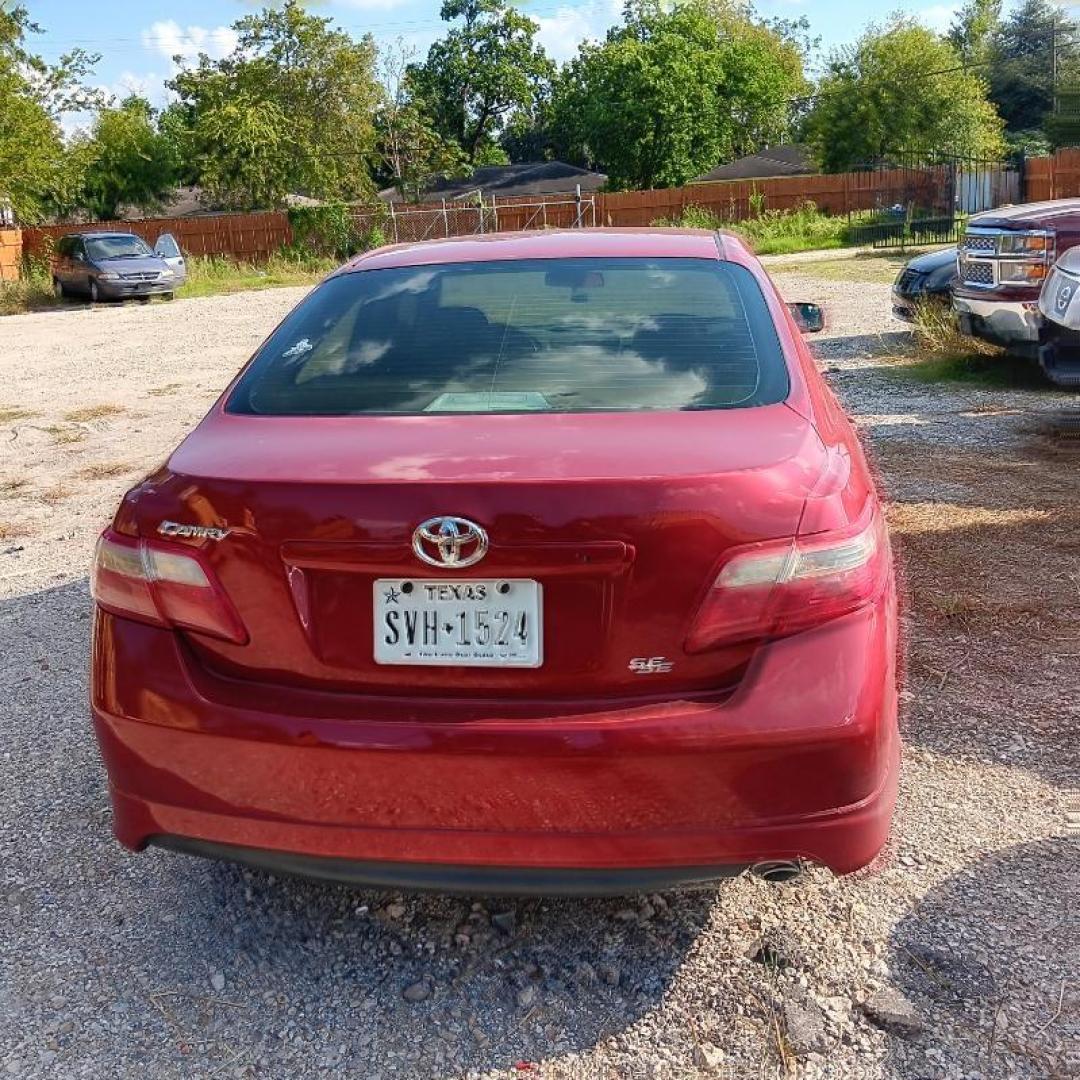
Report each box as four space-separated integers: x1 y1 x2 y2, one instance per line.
917 4 960 33
534 0 622 63
142 21 239 66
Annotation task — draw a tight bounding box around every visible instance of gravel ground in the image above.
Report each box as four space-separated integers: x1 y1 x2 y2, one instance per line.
1 277 1077 1080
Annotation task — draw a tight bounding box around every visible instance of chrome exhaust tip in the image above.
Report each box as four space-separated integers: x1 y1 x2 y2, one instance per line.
750 860 804 884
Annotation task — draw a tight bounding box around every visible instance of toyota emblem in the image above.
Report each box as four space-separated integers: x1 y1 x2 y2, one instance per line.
412 516 489 568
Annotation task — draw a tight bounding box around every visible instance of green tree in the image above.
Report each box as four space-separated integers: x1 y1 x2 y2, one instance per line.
408 0 554 165
803 17 1004 171
987 0 1074 136
0 3 99 222
374 41 469 200
550 0 808 191
74 96 178 219
948 0 1002 65
168 1 380 209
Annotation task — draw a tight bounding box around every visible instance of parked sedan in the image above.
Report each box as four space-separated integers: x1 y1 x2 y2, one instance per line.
90 229 899 894
891 246 958 322
53 231 181 302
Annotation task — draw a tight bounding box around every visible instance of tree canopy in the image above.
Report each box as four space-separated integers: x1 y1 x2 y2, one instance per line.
73 96 178 220
988 0 1076 140
374 41 468 200
167 0 381 209
550 0 808 191
407 0 554 166
948 0 1002 66
0 3 99 222
803 16 1005 171
2 0 1066 225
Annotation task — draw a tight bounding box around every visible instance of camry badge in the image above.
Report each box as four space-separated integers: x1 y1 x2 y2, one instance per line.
412 516 488 569
158 521 230 541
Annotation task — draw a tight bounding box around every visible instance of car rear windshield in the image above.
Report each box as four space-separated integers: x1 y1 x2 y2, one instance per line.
86 235 154 260
227 257 790 415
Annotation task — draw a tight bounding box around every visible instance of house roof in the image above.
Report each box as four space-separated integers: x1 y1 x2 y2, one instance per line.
694 145 816 183
379 161 608 204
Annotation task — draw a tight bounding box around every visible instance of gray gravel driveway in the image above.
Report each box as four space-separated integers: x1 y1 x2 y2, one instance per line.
1 278 1076 1079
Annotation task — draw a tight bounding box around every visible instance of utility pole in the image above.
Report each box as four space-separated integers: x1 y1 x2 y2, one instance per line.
1053 10 1059 117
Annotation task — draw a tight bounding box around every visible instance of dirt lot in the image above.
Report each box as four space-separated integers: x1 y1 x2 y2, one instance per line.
1 271 1077 1079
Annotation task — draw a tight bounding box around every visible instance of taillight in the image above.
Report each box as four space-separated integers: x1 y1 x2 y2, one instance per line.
92 531 248 644
685 505 889 652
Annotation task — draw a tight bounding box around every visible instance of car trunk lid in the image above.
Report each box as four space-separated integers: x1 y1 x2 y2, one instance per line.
117 406 826 698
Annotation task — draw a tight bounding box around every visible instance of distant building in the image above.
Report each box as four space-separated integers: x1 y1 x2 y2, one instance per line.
694 145 816 184
379 161 608 204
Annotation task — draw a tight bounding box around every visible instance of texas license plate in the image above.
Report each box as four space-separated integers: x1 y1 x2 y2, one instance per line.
373 579 542 667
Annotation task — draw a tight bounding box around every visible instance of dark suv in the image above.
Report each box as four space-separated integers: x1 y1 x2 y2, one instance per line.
52 232 183 302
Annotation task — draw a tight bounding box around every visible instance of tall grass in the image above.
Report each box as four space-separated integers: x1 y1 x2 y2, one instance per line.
0 265 59 316
899 301 1048 387
176 252 339 298
654 200 855 255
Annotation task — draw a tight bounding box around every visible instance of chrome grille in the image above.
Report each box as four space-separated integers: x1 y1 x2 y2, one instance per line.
961 234 996 253
961 261 994 286
120 271 159 281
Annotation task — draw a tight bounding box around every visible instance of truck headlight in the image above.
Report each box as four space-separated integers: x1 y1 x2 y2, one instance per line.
998 261 1048 284
998 232 1050 256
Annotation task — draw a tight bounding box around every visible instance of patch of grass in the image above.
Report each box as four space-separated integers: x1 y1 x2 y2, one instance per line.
40 483 72 504
0 267 60 316
0 405 37 423
769 251 922 285
177 252 337 299
735 203 853 255
896 303 1051 389
654 199 961 258
901 352 1048 388
77 461 134 480
0 521 30 540
43 424 87 445
64 403 124 423
0 478 29 499
654 200 857 255
147 383 182 397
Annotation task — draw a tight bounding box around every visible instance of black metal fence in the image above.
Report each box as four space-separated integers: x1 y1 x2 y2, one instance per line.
845 151 1022 249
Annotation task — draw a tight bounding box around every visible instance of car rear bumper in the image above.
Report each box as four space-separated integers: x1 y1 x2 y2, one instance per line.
91 596 899 890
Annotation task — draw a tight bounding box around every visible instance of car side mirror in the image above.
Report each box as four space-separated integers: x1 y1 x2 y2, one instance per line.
72 252 85 263
788 302 825 333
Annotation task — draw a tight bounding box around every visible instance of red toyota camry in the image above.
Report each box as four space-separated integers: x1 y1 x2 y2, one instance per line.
90 229 899 894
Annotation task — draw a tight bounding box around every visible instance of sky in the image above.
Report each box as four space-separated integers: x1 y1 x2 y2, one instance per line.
18 0 997 132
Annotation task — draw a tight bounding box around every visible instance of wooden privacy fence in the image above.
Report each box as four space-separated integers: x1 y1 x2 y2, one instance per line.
1024 149 1080 201
599 169 935 225
20 211 292 264
8 151 1080 274
0 229 21 282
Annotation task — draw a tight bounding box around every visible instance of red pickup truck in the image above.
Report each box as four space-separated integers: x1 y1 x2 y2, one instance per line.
952 198 1080 383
